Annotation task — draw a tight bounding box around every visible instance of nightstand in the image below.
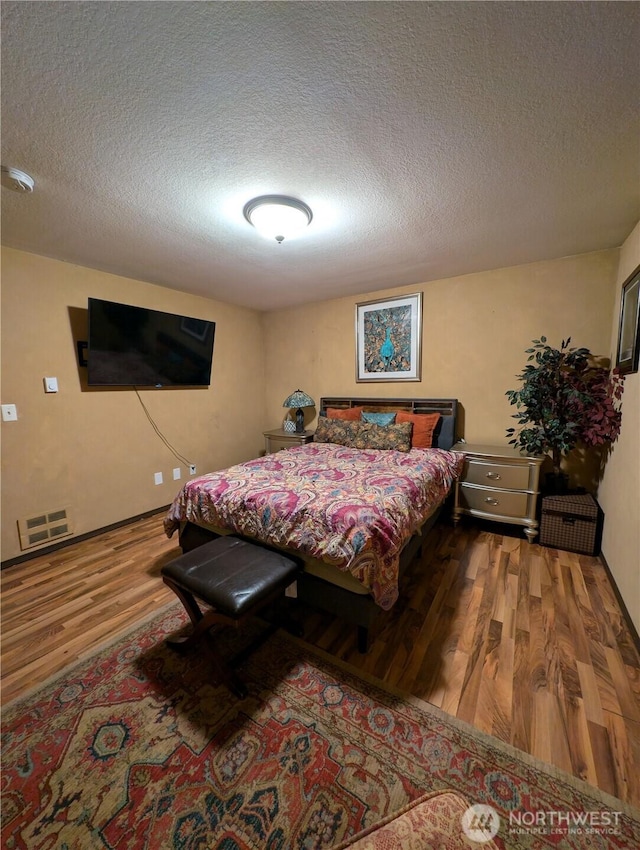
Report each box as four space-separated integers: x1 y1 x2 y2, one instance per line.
263 429 314 454
451 443 544 542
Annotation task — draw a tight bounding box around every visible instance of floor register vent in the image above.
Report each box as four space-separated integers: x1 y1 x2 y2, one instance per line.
18 507 73 550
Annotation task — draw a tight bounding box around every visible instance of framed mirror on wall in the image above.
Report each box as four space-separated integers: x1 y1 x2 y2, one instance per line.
616 264 640 375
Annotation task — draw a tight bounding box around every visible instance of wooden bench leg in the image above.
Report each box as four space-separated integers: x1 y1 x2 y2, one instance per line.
202 635 248 700
357 625 370 654
163 576 204 631
162 576 248 699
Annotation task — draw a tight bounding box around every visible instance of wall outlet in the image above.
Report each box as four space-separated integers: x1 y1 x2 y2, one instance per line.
154 471 163 485
173 467 181 480
189 464 197 475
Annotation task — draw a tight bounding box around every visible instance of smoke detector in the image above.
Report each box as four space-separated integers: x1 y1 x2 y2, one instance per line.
1 166 35 193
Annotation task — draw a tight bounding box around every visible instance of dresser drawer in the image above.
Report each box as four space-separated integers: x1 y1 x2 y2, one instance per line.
459 484 529 519
266 437 296 453
463 459 530 491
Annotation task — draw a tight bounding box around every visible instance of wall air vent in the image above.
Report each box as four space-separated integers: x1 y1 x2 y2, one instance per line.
18 507 73 550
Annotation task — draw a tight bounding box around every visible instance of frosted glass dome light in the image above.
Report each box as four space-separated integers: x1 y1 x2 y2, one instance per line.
243 195 312 243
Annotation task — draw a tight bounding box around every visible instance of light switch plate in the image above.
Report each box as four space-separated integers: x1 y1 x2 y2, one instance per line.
44 377 58 393
1 404 18 421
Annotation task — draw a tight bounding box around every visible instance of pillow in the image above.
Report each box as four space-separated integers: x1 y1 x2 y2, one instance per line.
325 406 364 421
314 417 413 452
396 411 441 449
361 411 397 426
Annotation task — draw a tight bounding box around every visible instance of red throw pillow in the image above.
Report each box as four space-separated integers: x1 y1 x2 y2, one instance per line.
396 411 441 449
325 406 364 421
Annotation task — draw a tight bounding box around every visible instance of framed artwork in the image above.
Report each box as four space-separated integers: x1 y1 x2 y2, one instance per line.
615 264 640 375
355 292 422 382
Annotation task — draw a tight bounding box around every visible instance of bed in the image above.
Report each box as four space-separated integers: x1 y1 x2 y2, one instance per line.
164 397 462 651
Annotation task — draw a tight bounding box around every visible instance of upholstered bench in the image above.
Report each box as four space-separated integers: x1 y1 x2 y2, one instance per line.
161 535 301 698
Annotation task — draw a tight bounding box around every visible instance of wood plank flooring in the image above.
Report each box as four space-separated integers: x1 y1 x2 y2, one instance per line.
2 512 639 808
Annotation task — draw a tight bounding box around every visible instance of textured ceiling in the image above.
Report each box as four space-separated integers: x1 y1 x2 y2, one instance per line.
2 1 639 311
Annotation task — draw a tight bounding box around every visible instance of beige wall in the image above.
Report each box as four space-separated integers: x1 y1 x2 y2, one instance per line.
1 248 266 561
263 250 619 451
599 222 640 634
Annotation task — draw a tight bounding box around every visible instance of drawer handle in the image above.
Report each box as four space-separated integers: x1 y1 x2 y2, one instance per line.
484 497 500 506
486 472 501 480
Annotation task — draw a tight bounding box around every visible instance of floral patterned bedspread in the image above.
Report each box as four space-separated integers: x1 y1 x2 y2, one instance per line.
164 443 464 610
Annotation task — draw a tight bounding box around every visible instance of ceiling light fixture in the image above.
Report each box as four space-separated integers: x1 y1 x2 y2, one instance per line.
243 195 312 243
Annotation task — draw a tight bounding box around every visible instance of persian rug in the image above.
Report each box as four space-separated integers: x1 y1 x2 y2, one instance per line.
2 602 639 850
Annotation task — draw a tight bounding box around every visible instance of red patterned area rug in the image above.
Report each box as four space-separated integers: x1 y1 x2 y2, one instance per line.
2 602 639 850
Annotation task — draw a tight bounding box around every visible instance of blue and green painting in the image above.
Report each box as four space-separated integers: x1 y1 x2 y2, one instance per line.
363 305 412 373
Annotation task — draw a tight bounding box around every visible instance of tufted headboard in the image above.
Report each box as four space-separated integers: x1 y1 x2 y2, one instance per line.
319 397 459 450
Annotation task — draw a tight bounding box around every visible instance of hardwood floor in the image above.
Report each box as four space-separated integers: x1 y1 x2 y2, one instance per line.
2 512 639 808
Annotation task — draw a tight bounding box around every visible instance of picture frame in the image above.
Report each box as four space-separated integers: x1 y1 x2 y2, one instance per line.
355 292 422 382
615 264 640 375
180 317 210 342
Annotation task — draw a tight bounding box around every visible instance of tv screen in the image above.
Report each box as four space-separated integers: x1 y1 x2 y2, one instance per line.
87 298 215 387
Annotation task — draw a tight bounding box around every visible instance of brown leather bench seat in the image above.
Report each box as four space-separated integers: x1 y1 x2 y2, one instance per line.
161 535 301 698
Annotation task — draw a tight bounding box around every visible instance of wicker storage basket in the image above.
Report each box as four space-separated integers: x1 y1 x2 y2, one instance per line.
539 493 603 555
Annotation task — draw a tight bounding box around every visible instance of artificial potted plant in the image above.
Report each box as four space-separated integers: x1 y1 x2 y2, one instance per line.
505 337 624 492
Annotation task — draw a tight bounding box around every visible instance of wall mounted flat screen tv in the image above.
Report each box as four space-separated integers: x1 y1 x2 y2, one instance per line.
87 298 215 387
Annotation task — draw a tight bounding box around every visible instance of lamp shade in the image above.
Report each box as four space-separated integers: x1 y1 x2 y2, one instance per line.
244 196 312 243
283 389 315 433
283 389 315 409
